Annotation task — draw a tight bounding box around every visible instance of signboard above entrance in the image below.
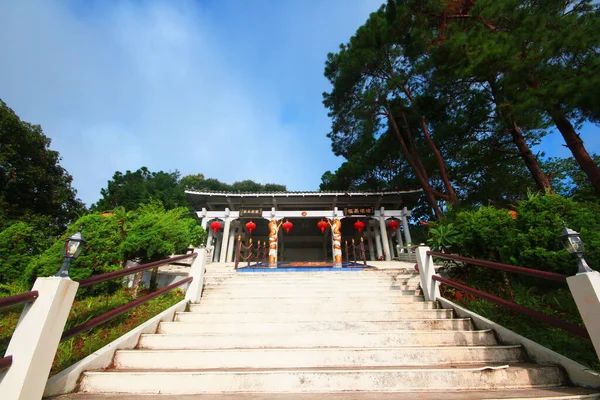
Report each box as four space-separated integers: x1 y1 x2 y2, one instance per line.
344 207 375 216
239 208 263 218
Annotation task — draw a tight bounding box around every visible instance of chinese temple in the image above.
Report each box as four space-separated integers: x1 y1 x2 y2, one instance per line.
186 190 422 266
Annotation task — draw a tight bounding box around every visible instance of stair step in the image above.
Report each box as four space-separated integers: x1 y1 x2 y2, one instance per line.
203 283 421 290
201 290 420 298
196 295 427 305
114 346 526 369
189 301 438 313
48 387 600 399
138 330 496 349
174 309 452 323
158 319 474 334
79 364 566 394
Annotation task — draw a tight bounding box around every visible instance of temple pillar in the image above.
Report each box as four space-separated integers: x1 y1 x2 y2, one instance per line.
206 225 214 262
268 218 279 268
226 220 237 262
373 222 383 259
219 209 231 263
388 234 395 259
331 218 343 267
214 232 221 262
379 207 391 261
367 225 375 261
402 207 413 245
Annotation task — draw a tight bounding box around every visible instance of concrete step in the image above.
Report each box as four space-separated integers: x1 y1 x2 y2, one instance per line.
204 275 420 282
201 290 421 299
79 364 566 394
49 387 600 399
174 309 453 323
203 283 421 290
114 346 526 369
137 330 496 349
158 319 474 334
188 301 438 313
195 295 427 306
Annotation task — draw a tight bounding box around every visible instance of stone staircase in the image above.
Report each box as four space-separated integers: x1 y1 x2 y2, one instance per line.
59 264 599 399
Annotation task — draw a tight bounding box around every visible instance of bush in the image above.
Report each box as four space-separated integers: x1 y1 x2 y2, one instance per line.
451 193 599 275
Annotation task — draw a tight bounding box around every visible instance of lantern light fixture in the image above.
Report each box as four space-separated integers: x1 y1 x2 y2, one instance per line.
354 220 365 233
317 220 328 234
210 220 222 234
282 220 293 234
559 224 593 274
55 229 86 278
245 221 256 235
388 219 400 232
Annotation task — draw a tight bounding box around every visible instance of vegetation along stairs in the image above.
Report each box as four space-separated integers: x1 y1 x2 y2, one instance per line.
57 263 599 399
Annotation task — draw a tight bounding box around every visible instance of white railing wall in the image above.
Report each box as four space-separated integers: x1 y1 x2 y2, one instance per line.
0 247 208 400
415 245 600 361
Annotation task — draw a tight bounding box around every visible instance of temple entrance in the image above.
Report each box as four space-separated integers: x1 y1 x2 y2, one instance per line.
278 217 330 262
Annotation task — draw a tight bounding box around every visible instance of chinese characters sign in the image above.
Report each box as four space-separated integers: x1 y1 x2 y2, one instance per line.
239 208 263 218
344 207 374 216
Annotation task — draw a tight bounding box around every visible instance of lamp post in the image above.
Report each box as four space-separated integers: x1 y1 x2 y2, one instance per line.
559 224 593 274
55 229 86 278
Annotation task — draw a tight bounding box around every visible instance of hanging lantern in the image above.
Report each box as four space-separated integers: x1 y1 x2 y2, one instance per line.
388 219 400 232
353 220 365 233
282 220 293 234
210 220 222 234
245 220 257 235
317 220 328 234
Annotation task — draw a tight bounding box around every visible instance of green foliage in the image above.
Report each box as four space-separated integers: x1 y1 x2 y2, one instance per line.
181 173 286 193
121 201 205 262
0 99 85 227
0 219 54 284
94 167 186 212
426 223 459 251
24 213 124 286
451 194 600 275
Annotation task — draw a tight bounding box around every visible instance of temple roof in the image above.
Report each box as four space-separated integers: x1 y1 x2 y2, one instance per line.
185 189 423 211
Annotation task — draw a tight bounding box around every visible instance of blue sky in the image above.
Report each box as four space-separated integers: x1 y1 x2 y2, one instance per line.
0 0 598 206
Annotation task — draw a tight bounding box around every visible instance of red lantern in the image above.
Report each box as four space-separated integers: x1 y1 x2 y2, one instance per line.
245 221 256 235
353 220 365 233
317 220 328 234
210 221 222 234
387 219 400 232
282 220 293 234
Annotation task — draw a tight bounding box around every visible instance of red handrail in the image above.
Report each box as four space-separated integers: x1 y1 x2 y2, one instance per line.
0 291 39 311
427 251 568 283
78 253 197 288
432 275 590 339
61 276 192 342
0 355 12 371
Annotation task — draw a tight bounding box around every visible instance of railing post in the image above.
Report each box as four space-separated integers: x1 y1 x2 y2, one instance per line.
185 247 207 304
566 271 600 359
415 246 440 301
0 277 78 400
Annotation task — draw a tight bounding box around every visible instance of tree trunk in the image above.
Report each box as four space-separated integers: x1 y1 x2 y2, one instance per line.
509 119 552 192
387 106 445 219
402 85 459 204
550 110 600 196
488 80 552 193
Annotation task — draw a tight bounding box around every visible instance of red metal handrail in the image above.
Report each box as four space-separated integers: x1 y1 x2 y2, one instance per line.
78 253 197 288
427 251 568 283
61 276 192 342
0 355 12 371
432 275 589 339
0 291 39 311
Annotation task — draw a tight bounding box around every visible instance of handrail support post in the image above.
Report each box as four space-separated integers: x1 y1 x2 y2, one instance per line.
416 246 440 301
185 247 208 304
567 271 600 359
0 277 78 400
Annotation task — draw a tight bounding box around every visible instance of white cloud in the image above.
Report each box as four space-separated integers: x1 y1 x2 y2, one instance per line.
0 0 382 205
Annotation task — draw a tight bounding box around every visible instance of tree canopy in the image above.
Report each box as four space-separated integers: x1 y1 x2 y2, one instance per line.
0 99 84 229
322 0 600 219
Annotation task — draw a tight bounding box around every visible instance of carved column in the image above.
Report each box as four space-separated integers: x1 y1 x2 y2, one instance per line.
379 207 391 261
268 219 279 268
331 218 343 267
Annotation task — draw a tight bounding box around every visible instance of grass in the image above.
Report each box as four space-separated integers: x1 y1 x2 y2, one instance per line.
439 268 600 372
0 285 184 375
